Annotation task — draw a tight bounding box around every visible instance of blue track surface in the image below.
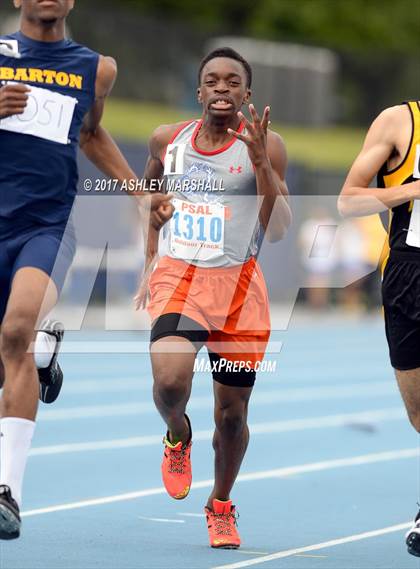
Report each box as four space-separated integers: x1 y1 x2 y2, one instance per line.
1 318 419 569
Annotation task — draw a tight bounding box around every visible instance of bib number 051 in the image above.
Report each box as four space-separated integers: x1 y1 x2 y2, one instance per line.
0 83 78 145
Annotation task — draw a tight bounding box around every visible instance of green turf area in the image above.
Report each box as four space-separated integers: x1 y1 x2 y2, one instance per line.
103 98 365 170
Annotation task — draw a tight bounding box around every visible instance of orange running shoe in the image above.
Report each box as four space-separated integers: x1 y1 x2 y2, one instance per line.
204 499 241 549
161 417 192 500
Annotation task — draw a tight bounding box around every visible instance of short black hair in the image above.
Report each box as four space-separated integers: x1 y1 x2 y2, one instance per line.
198 47 252 88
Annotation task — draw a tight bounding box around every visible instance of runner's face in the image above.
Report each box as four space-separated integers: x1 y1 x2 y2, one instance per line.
14 0 74 23
198 57 251 119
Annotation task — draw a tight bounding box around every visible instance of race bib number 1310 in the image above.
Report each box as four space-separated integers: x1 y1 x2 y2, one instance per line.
0 83 78 145
170 198 225 261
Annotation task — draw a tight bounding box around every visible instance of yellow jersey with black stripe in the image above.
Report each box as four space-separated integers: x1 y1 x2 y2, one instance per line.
378 101 420 255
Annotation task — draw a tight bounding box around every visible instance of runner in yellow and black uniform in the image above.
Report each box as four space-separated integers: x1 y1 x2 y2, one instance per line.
339 101 420 558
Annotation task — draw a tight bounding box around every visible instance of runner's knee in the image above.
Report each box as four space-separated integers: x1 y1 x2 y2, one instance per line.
0 313 34 361
407 410 420 433
153 368 190 407
215 401 248 436
395 369 420 433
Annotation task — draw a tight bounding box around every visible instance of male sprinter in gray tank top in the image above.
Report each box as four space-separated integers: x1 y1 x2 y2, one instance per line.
135 48 291 549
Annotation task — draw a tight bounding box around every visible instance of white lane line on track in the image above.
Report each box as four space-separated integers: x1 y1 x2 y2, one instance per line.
294 554 328 558
39 341 284 354
138 516 185 524
29 407 406 457
62 377 383 396
37 381 398 421
211 522 412 569
236 552 270 556
22 447 418 517
63 378 151 394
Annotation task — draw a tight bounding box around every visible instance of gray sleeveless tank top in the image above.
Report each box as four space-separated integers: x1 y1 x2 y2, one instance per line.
160 119 262 267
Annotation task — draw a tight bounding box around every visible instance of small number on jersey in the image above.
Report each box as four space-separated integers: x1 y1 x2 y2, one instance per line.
164 143 186 176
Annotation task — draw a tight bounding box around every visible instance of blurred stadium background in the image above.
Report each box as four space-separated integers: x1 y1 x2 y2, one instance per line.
1 0 419 329
2 7 420 568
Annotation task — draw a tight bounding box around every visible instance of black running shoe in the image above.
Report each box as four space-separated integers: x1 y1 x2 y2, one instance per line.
38 319 65 404
406 509 420 557
0 485 20 540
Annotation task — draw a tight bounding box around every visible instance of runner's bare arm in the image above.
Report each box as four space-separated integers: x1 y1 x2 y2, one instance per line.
79 55 137 183
263 129 291 241
134 124 181 309
229 105 291 242
339 106 420 216
140 127 168 261
79 55 173 227
140 124 183 256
